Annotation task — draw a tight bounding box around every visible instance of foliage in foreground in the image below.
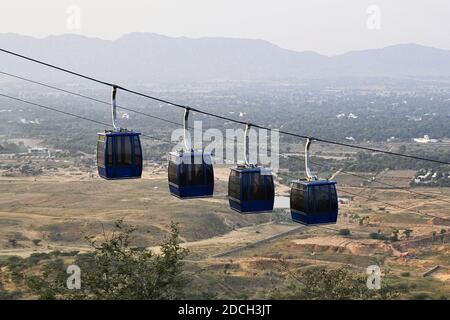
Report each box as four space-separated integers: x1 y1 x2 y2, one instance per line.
271 265 400 300
25 220 189 300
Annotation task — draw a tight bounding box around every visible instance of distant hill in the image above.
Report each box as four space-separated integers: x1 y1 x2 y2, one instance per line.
0 33 450 83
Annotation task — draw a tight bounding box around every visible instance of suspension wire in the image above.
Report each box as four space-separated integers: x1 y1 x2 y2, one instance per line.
5 70 450 202
278 153 450 205
1 48 450 165
0 93 167 143
3 69 450 209
0 48 114 87
0 93 110 128
0 70 182 128
328 165 450 205
0 70 214 140
0 70 450 203
337 188 444 221
276 170 446 221
0 93 343 245
5 93 448 243
3 67 450 208
1 92 447 225
0 93 250 206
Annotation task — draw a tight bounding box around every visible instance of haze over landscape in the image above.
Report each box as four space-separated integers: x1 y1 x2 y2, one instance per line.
2 0 450 55
1 33 450 83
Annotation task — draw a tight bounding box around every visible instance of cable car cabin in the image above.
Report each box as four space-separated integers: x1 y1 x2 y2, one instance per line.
290 180 338 225
168 151 214 198
228 166 275 213
97 131 143 180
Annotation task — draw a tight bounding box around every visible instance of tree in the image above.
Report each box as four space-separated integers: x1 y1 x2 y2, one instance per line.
8 238 18 248
390 229 399 242
271 266 399 300
440 229 447 244
398 145 407 154
403 229 413 239
359 216 370 226
26 220 189 300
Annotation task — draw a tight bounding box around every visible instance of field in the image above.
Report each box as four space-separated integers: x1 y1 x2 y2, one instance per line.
0 160 449 299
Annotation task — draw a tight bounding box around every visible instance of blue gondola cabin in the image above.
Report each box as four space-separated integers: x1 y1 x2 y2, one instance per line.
97 131 142 180
168 151 214 198
228 166 274 213
290 180 338 225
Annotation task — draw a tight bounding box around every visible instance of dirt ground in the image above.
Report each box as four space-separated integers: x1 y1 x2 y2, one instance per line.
0 167 449 298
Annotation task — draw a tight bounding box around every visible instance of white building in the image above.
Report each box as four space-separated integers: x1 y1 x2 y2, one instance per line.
414 135 438 144
28 147 50 157
338 197 351 204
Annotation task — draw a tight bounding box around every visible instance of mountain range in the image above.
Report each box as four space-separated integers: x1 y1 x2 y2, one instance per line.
1 32 449 83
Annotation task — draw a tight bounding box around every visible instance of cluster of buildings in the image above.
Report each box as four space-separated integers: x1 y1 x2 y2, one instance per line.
336 112 358 119
414 170 450 185
28 147 50 157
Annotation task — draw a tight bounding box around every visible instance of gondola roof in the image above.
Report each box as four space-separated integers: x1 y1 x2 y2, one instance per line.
292 179 336 186
98 130 140 136
232 165 272 173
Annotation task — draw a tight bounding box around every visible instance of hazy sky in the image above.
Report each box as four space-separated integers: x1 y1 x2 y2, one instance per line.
1 0 449 55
